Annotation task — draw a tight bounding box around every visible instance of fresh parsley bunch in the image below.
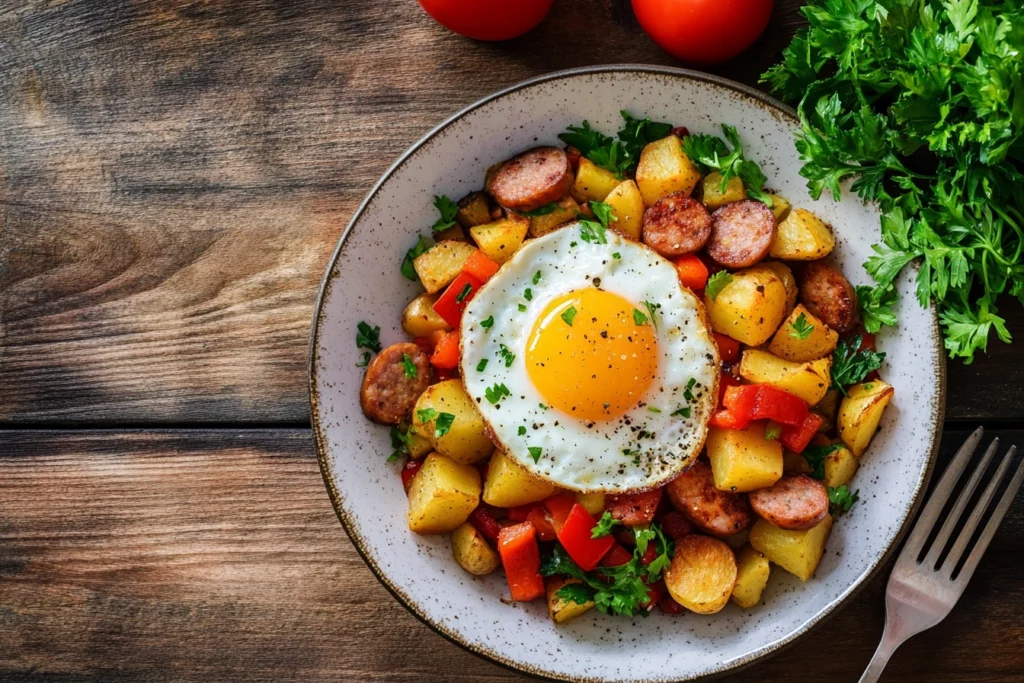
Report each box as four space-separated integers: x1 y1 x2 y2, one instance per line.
559 111 673 179
762 0 1024 363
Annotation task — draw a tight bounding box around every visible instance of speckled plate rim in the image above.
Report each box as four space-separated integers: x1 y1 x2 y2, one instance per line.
309 64 947 683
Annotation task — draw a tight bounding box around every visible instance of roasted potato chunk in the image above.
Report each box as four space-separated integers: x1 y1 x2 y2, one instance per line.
664 535 737 614
701 171 746 210
407 453 482 534
413 240 478 294
739 350 832 405
571 157 621 203
603 179 644 240
705 421 784 493
469 215 529 265
636 135 701 206
451 522 500 575
769 208 836 260
545 577 595 623
783 449 812 474
456 191 493 228
575 491 606 516
704 265 789 346
482 450 556 508
731 545 771 608
768 304 839 362
824 444 859 488
401 293 451 337
838 380 895 456
528 195 580 238
760 261 798 314
412 380 494 465
749 514 833 581
767 193 792 223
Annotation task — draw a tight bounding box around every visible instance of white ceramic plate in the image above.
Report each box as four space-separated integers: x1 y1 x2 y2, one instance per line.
310 66 945 682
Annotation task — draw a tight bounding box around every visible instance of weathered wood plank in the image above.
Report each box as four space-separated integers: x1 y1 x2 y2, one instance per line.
1 428 1021 682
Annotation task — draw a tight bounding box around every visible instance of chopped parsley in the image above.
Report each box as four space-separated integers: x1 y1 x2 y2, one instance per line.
764 421 782 440
401 235 434 281
388 422 416 463
476 359 488 373
416 407 438 424
356 351 371 368
561 306 578 326
647 406 661 413
558 111 672 179
803 443 842 480
831 334 886 394
591 511 622 538
579 201 614 244
521 202 559 217
671 406 691 418
633 308 648 326
498 344 515 367
524 288 533 301
430 195 459 232
518 303 527 312
790 312 815 340
612 252 621 259
480 315 494 329
518 426 527 436
682 124 773 207
455 282 473 303
643 301 661 330
356 321 382 354
829 485 860 515
705 271 734 300
533 271 542 284
683 377 697 402
539 403 549 410
528 446 543 463
401 353 418 378
433 412 456 438
484 382 511 405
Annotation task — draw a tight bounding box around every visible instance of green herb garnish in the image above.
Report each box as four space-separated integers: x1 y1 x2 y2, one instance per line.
521 203 559 217
388 422 416 463
533 271 542 284
803 443 842 481
401 235 434 281
401 353 418 378
764 421 782 440
485 383 511 405
831 335 886 394
524 288 533 301
433 412 455 438
480 315 494 329
528 446 543 463
682 124 773 207
561 306 578 326
705 271 734 301
356 351 371 368
455 282 473 303
416 407 437 424
356 321 382 353
430 195 459 232
671 406 691 418
633 308 648 326
477 359 488 372
518 426 527 436
790 313 814 340
829 485 860 515
498 344 515 367
591 511 622 539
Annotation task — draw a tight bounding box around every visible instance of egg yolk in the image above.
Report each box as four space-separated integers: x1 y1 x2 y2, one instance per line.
526 288 659 422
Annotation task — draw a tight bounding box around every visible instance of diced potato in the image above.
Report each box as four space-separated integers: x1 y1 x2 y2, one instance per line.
815 388 841 431
433 224 469 243
529 195 580 238
407 453 481 534
401 293 451 337
704 265 789 347
603 179 644 240
838 380 895 457
451 522 500 575
545 577 594 623
739 350 832 405
824 444 859 488
456 191 493 228
701 171 747 210
575 491 606 516
571 157 621 203
750 515 833 581
706 422 784 493
731 546 771 608
413 240 478 294
635 135 701 206
412 380 494 465
767 193 791 223
783 449 812 474
483 450 556 508
469 215 529 265
407 432 432 459
760 261 798 314
664 535 737 614
769 208 836 261
768 304 839 362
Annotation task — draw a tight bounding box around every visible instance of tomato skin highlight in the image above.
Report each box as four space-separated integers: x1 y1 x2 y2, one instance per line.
631 0 774 65
417 0 554 41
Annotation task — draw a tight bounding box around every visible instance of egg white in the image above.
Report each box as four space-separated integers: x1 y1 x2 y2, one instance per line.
459 224 719 493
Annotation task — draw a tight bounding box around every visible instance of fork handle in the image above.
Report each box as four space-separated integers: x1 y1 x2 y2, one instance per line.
859 620 914 683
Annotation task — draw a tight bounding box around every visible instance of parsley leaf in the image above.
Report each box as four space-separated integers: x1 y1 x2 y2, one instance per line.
559 121 631 179
476 359 488 372
521 203 558 217
561 306 577 326
790 312 815 339
401 353 418 379
528 446 543 463
533 271 542 285
829 485 860 515
633 308 648 326
455 282 473 303
705 271 734 300
671 406 691 418
480 315 494 329
388 422 416 463
356 351 371 368
356 321 382 353
803 443 842 481
616 111 673 172
831 335 886 393
682 124 773 207
430 195 459 232
401 235 434 281
498 344 515 367
857 285 899 334
591 511 622 538
433 412 455 438
643 301 660 331
524 288 533 301
518 426 527 436
764 421 782 440
416 407 437 424
484 382 510 405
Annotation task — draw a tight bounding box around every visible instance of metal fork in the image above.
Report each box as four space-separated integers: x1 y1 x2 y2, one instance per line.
859 427 1023 682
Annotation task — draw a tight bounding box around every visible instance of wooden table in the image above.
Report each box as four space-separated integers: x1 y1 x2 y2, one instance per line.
2 2 1022 681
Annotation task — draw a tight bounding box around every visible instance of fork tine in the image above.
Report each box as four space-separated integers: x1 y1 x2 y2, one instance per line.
954 449 1024 584
922 437 1000 568
900 426 984 557
942 446 1017 577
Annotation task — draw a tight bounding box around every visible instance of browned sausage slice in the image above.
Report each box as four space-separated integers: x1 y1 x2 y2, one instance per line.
642 192 712 257
488 146 574 212
706 200 776 268
749 474 829 530
360 343 431 425
666 460 752 536
798 262 860 334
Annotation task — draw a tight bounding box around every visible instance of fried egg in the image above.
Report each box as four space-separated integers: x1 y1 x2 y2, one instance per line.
459 223 719 493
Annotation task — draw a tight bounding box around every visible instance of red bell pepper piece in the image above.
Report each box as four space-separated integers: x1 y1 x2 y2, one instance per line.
750 385 809 426
543 492 577 534
526 506 557 542
601 543 633 567
640 542 658 566
718 370 742 404
659 594 686 614
497 522 544 602
400 458 422 492
606 488 663 526
556 504 617 572
469 504 503 542
709 384 759 429
462 250 500 283
858 332 876 352
780 412 825 454
657 511 694 541
432 271 484 329
430 330 460 369
713 332 741 363
642 579 662 608
674 254 709 291
507 504 536 522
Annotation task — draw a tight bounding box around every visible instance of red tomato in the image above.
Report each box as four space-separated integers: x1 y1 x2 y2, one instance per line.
631 0 773 64
418 0 554 41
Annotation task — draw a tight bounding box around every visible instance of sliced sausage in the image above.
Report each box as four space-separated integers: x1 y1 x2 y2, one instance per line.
666 460 752 536
798 261 859 333
706 200 776 268
360 343 431 425
642 192 712 257
749 474 829 530
607 488 663 526
488 146 573 212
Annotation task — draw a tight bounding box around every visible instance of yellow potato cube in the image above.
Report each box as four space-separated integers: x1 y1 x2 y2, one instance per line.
739 350 832 405
701 171 747 210
528 195 580 238
482 450 556 508
767 193 791 223
750 515 833 581
731 546 771 608
768 304 840 362
571 157 621 203
635 135 701 206
783 449 812 474
838 381 895 456
413 380 494 465
407 453 482 534
704 265 789 347
759 261 798 314
706 421 784 493
451 522 500 575
769 208 836 260
413 240 478 294
469 215 529 265
546 577 594 623
824 444 859 488
575 491 606 516
401 293 451 337
456 191 493 228
603 179 644 240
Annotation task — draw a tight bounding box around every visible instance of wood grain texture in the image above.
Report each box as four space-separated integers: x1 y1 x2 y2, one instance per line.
1 0 1020 425
1 428 1022 682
